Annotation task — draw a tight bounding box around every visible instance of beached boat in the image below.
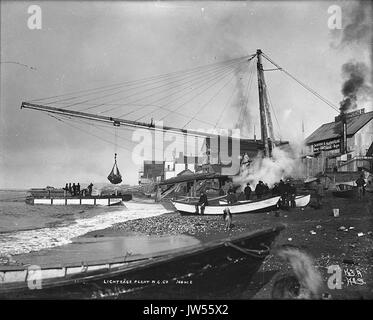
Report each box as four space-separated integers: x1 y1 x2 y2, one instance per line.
172 196 281 215
332 184 357 198
0 226 284 299
25 188 132 206
218 194 311 208
294 194 311 207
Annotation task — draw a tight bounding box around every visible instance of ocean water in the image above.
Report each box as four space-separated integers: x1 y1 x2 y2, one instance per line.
0 190 170 256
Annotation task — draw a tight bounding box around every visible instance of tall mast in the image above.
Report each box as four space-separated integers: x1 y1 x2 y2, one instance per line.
256 49 275 157
256 49 270 156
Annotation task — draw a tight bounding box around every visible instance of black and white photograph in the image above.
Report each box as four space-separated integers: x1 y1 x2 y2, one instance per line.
0 0 372 304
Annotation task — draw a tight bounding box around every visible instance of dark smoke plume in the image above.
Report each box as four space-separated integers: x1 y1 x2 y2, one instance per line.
340 0 372 46
339 60 371 112
336 1 373 113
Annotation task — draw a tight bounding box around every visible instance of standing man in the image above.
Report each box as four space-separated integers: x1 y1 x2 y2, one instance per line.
289 183 297 208
255 181 264 199
196 191 208 215
315 179 324 209
278 180 285 206
227 189 237 204
77 183 81 196
88 183 93 196
356 174 365 199
244 182 252 200
63 183 68 197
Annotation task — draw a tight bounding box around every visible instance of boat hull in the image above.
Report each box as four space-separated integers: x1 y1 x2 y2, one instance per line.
218 194 311 208
0 226 284 299
332 184 357 198
294 194 311 207
26 195 131 206
172 196 281 215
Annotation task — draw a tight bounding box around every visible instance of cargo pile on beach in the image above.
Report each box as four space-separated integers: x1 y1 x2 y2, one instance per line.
111 212 248 236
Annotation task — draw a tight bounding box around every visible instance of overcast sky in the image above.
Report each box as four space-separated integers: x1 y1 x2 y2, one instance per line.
0 1 371 189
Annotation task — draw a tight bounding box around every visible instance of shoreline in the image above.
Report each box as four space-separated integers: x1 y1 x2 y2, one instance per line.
2 194 373 299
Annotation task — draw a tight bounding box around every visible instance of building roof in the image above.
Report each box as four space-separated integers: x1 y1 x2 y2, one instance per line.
177 169 194 176
158 172 226 186
305 111 373 145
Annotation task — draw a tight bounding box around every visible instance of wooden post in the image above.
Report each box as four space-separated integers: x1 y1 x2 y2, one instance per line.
256 49 270 157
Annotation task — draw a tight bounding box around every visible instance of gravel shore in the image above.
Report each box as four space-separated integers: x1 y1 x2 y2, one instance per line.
87 193 373 299
3 193 372 299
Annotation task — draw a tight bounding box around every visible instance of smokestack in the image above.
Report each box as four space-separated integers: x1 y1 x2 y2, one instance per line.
340 112 348 154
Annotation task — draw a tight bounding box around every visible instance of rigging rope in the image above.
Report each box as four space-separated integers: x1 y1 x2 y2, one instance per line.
115 59 248 119
213 56 255 130
181 69 239 129
63 61 240 111
54 58 241 123
117 61 242 120
266 85 283 141
36 57 248 112
30 55 252 104
49 113 180 154
261 53 339 112
157 61 247 122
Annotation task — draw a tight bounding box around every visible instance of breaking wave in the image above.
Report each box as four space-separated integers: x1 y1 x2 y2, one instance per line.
0 202 170 256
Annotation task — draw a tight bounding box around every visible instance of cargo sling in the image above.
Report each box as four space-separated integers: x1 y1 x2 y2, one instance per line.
107 153 122 184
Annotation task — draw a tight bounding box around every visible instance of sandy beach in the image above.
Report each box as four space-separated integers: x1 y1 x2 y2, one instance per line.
6 191 372 299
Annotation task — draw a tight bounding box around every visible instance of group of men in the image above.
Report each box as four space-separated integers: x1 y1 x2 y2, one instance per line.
222 179 297 209
63 182 94 197
195 178 298 231
272 180 297 209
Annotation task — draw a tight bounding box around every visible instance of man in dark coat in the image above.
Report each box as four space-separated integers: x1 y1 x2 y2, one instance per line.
227 189 237 204
289 183 297 208
278 180 287 208
255 181 264 199
272 183 279 195
196 191 208 215
356 174 365 199
88 183 93 196
244 183 252 200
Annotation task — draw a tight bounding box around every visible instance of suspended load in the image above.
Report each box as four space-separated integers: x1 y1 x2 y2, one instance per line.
107 153 122 184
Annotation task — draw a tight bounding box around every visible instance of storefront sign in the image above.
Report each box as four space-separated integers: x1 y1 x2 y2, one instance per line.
313 138 341 152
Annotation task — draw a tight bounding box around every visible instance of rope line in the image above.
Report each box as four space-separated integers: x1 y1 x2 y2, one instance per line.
181 70 238 129
61 59 243 111
123 63 242 121
266 85 282 141
157 62 247 122
111 59 248 118
262 53 339 112
29 55 252 103
59 59 242 120
30 58 249 109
